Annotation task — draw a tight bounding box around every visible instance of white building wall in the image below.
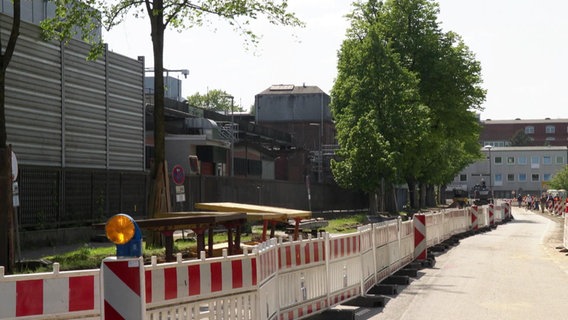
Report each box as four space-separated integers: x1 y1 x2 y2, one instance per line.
451 146 568 198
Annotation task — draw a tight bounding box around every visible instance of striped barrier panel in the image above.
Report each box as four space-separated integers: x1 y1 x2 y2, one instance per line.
0 265 99 320
144 250 258 310
555 201 563 216
358 224 377 294
470 205 479 230
375 220 396 281
494 205 504 223
425 212 445 248
257 239 280 320
413 214 427 261
489 204 495 226
504 201 511 219
397 219 416 270
565 199 568 217
276 235 328 320
326 232 362 307
101 257 144 320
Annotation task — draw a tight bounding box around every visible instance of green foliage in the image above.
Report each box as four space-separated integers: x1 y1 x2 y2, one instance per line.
331 0 485 209
40 0 105 60
103 0 305 48
549 165 568 190
187 89 245 112
331 2 428 192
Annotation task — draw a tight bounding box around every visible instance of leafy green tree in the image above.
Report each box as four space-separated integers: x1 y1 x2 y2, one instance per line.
41 0 303 222
331 0 429 213
378 0 485 208
0 0 21 274
187 89 244 113
548 165 568 190
332 0 485 211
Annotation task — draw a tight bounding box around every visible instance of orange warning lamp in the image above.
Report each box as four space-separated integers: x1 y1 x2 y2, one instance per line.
105 214 142 257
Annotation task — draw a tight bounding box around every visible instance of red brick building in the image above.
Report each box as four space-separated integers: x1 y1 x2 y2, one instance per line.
480 118 568 147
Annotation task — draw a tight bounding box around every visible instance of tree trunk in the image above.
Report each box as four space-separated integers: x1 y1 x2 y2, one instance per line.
440 185 447 205
0 0 21 274
426 184 436 207
0 147 14 273
406 178 417 210
419 182 426 209
148 0 166 219
368 191 378 215
146 0 167 247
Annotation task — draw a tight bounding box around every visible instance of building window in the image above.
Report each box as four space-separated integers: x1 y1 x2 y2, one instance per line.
545 137 555 141
494 157 502 164
543 156 551 165
543 173 552 181
545 125 555 134
531 156 540 169
531 173 539 182
507 174 515 181
518 156 527 165
507 157 515 164
556 156 565 164
519 173 527 182
459 174 467 182
525 126 534 134
494 174 503 186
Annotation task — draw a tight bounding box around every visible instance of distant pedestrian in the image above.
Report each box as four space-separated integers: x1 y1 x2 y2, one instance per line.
517 195 522 207
540 194 547 213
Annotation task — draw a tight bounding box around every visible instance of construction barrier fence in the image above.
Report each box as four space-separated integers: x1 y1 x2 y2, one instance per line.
0 203 512 320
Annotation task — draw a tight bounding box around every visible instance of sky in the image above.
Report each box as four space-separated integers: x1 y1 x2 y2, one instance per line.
103 0 568 120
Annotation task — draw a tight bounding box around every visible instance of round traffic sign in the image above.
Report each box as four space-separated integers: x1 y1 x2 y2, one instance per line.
172 165 185 185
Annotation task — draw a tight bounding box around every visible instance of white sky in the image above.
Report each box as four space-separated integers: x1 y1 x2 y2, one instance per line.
103 0 568 120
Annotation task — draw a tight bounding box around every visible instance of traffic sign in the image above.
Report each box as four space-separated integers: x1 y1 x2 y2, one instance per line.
172 164 185 185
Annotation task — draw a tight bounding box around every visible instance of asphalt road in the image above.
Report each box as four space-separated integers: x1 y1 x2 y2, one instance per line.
368 207 568 320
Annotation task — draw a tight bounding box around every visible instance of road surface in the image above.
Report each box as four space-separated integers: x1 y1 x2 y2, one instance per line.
369 206 568 319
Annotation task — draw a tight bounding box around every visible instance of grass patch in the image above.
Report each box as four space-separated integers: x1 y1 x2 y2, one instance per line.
325 213 367 233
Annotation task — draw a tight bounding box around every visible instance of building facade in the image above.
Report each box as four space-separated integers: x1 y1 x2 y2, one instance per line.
481 118 568 147
254 84 335 183
449 146 568 199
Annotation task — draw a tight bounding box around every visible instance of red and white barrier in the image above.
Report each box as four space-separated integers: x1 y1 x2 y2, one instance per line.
414 214 427 261
489 204 495 226
0 265 99 319
470 205 479 230
102 257 145 320
2 205 510 320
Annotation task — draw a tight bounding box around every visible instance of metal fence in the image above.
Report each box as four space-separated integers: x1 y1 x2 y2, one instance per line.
17 166 148 230
17 167 368 231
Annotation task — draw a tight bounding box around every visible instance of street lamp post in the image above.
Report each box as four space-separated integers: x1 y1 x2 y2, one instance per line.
484 145 493 199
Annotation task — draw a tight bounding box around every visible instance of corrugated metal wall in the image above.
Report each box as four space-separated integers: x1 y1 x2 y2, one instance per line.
2 14 145 171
